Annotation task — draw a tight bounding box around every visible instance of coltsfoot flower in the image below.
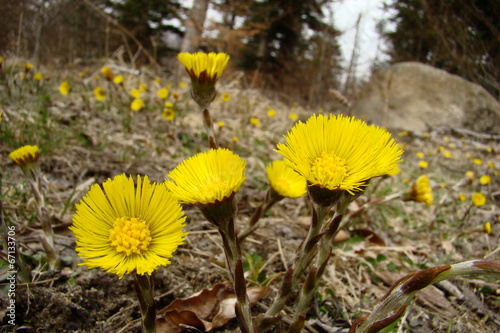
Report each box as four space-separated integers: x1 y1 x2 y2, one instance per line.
409 175 433 206
94 86 106 101
166 148 246 205
9 145 40 171
59 80 71 95
276 114 403 196
71 174 187 278
265 160 307 198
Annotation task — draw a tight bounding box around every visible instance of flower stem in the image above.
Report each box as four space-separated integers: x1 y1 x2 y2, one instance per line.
202 108 218 149
134 273 156 333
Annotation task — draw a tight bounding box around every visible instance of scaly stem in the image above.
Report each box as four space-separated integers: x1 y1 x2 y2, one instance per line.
134 273 156 333
202 108 218 149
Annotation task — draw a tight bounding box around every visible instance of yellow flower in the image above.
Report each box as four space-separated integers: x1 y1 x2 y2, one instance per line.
59 80 71 95
416 152 424 159
466 153 472 159
479 175 491 185
232 136 239 143
265 160 307 198
157 88 169 99
221 93 231 102
442 150 452 158
250 117 260 126
419 160 428 169
267 108 276 117
154 77 161 84
458 193 466 201
130 88 141 99
70 174 187 278
276 114 403 194
444 136 450 143
410 175 433 206
130 98 144 111
448 143 456 149
166 148 246 205
139 83 148 92
484 222 491 234
24 62 33 71
398 131 409 137
93 86 106 101
178 81 187 88
177 52 230 84
113 75 124 85
217 121 225 128
423 132 430 138
100 66 114 81
488 162 495 169
9 145 40 170
164 102 174 108
473 159 482 165
162 108 175 121
34 72 43 81
288 113 298 121
471 192 486 206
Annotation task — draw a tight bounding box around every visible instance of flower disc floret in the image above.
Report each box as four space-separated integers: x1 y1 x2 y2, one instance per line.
166 148 246 205
70 174 187 278
265 160 307 198
275 114 403 194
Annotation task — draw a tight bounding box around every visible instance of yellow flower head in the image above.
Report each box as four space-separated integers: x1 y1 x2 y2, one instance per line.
9 145 40 170
129 88 141 98
410 175 433 206
131 98 144 111
288 113 298 121
484 222 491 234
265 160 307 198
166 148 246 205
221 93 231 102
139 83 148 92
419 160 429 169
458 193 466 201
250 117 260 127
113 75 124 85
443 150 452 158
276 114 403 194
70 174 187 278
479 175 491 185
416 152 424 159
93 86 106 101
59 80 71 95
178 81 187 89
267 108 276 117
34 72 43 81
177 52 230 84
473 159 483 165
162 108 175 121
24 62 33 71
217 121 225 128
232 136 239 143
100 66 114 81
472 192 486 206
157 88 169 99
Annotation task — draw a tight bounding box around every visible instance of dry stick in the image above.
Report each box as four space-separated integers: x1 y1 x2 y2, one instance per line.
80 0 161 70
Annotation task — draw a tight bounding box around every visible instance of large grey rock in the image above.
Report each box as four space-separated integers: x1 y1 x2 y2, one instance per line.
352 62 500 134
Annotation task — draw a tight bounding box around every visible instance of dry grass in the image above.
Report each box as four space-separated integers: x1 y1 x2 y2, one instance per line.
1 58 499 332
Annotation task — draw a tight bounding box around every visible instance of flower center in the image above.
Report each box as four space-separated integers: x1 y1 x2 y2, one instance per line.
310 152 348 189
109 217 152 256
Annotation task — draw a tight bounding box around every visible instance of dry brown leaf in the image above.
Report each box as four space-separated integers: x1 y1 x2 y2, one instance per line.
351 228 386 246
156 281 267 332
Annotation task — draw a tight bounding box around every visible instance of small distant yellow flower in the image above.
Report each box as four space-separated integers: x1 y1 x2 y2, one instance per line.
177 52 230 85
448 143 456 149
488 162 495 169
419 160 428 169
473 159 482 165
471 192 486 206
409 175 433 206
458 193 466 201
172 91 180 100
164 102 173 108
403 178 410 184
250 117 260 126
93 86 106 101
34 72 43 81
465 171 475 182
9 145 40 170
139 83 148 92
221 93 231 102
113 75 124 85
318 108 324 114
487 147 493 153
416 152 424 159
276 114 403 195
466 153 472 159
157 88 169 99
154 77 161 84
267 108 276 117
100 66 113 80
437 146 444 152
444 136 450 143
484 222 492 234
265 160 307 198
70 174 187 278
24 62 33 71
398 131 409 137
217 121 225 128
423 132 430 138
178 81 187 89
232 136 239 143
162 108 175 121
442 150 452 158
58 80 71 95
130 98 144 111
479 175 491 185
78 72 85 78
166 148 246 205
288 113 298 121
130 88 141 99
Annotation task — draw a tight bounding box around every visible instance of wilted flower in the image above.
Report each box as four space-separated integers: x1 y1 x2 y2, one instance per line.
70 174 187 278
